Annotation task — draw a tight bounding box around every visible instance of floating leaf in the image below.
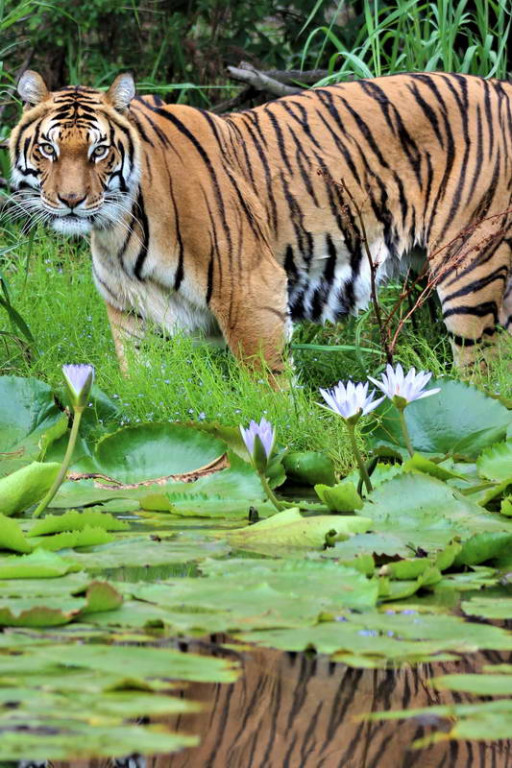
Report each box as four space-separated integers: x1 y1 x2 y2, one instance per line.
0 515 33 553
0 376 62 475
30 527 115 552
315 481 364 511
93 423 226 483
370 379 512 458
282 451 336 486
477 440 512 482
0 549 79 578
0 461 61 517
221 507 371 553
28 509 130 537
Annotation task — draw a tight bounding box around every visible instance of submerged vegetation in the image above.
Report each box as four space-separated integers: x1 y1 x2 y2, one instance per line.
2 0 512 761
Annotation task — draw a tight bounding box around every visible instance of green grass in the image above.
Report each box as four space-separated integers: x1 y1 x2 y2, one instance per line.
2 222 512 477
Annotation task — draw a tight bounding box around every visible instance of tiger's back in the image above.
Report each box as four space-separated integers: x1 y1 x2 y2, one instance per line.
10 71 512 374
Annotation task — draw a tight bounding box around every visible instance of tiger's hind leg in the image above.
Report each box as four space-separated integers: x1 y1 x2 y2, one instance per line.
432 230 512 370
209 257 290 387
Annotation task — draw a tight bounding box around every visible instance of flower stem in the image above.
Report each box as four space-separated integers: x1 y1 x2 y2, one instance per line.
397 406 414 457
347 423 373 494
33 408 83 518
258 472 289 512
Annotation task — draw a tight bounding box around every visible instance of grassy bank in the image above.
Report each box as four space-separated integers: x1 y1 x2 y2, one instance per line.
2 221 512 476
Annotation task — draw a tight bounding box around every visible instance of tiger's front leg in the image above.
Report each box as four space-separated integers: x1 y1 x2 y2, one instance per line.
209 257 290 387
105 302 145 376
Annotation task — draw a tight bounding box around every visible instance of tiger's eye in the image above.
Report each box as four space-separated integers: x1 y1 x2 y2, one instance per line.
91 145 109 160
39 143 55 157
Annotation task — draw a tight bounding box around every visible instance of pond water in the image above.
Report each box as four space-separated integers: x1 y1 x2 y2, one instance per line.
52 642 512 768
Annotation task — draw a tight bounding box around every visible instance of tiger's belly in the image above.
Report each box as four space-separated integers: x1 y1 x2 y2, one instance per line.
92 249 219 338
283 233 408 324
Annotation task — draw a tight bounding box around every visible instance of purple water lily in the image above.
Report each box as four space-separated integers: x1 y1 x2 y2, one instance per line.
240 417 275 460
62 363 95 409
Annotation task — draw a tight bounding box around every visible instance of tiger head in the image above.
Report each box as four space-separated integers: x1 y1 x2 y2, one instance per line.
9 71 140 236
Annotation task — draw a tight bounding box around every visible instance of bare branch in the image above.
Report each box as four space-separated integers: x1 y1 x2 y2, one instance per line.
226 63 302 97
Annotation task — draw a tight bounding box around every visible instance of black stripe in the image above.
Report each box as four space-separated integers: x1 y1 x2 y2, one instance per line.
442 265 507 303
339 94 390 169
148 105 233 259
264 105 294 176
168 177 184 291
287 124 319 207
465 103 483 206
205 247 214 305
234 115 278 234
443 301 498 322
313 102 362 186
133 191 150 280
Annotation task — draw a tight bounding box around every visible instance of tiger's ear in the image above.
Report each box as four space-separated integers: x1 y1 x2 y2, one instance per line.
18 71 49 106
106 73 135 112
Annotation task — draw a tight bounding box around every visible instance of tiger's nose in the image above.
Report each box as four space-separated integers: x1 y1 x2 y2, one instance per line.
57 193 86 210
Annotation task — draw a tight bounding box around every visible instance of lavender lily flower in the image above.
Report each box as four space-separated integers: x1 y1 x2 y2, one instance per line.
240 417 284 511
33 363 95 518
240 417 275 462
62 363 95 410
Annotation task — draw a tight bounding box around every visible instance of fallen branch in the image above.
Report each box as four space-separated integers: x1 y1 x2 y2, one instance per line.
226 63 303 97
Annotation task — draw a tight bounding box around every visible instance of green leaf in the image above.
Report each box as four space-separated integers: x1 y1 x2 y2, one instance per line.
0 461 61 517
221 507 372 553
477 440 512 481
315 481 364 511
0 515 33 553
0 376 62 472
283 451 336 485
28 509 130 536
0 549 79 578
93 423 226 483
370 379 512 459
30 527 115 551
462 596 512 620
402 453 467 481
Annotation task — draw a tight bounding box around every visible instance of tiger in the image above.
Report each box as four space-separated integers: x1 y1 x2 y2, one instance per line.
9 69 512 378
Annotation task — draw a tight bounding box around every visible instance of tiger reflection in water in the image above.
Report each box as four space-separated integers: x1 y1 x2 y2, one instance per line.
52 643 512 768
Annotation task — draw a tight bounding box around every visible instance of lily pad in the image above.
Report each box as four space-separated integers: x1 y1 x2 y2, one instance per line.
370 379 512 458
93 423 226 483
0 376 62 466
221 507 372 553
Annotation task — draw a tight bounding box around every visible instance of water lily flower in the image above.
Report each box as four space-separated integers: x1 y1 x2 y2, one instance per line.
319 381 384 423
240 418 285 511
62 363 95 410
33 363 95 518
240 417 275 461
368 363 440 407
318 380 381 494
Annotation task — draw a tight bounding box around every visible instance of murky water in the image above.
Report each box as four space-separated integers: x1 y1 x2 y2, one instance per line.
53 641 512 768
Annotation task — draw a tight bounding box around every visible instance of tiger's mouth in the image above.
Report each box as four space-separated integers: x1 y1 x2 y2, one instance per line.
51 213 95 236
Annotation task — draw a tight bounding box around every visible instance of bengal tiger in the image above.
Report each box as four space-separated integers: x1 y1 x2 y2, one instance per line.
9 70 512 377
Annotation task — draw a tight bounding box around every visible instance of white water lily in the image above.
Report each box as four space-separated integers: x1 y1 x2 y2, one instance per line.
368 363 440 406
319 381 384 422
